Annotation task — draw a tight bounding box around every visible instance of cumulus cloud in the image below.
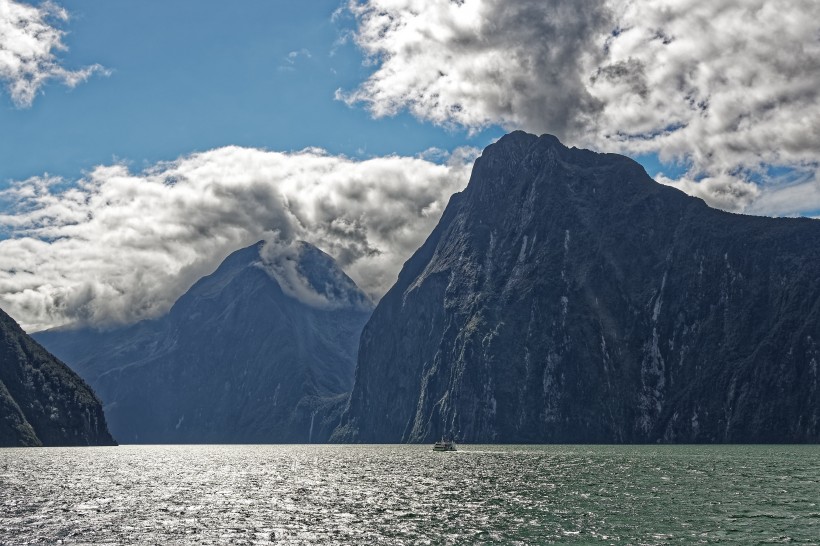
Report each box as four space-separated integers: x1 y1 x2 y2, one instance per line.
0 0 104 107
655 173 761 212
0 147 472 331
340 0 820 213
746 172 820 218
338 0 611 135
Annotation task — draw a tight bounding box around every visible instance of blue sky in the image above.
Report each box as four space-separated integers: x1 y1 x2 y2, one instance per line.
0 0 817 330
0 0 507 183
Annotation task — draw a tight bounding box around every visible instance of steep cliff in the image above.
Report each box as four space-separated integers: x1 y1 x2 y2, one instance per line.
335 131 820 443
0 307 115 447
37 241 372 443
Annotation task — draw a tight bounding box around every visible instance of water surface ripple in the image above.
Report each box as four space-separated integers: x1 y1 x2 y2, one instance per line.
1 444 818 544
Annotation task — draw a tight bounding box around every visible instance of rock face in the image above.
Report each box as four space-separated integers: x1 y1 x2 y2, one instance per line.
0 307 115 447
36 241 372 444
334 131 820 444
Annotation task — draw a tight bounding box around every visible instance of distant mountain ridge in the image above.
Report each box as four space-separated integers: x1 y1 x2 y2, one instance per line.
36 241 373 443
0 307 115 447
334 131 820 443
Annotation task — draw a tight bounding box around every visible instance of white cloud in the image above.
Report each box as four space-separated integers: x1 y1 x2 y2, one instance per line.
746 172 820 218
340 0 820 213
258 240 373 311
280 48 313 71
655 173 760 212
0 146 473 331
0 0 104 107
339 0 610 134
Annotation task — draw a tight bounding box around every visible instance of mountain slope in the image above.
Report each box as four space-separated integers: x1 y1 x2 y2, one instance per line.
36 241 372 443
334 131 820 443
0 307 115 447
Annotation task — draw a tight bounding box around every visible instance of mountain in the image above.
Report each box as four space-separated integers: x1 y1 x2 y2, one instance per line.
36 241 373 444
0 307 115 447
333 131 820 444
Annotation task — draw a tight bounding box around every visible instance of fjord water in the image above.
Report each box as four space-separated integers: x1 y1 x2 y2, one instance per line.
1 445 818 544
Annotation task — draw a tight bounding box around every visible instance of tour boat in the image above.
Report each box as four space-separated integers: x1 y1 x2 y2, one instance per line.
433 438 456 451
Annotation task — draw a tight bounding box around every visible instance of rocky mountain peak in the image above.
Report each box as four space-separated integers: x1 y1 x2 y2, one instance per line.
36 239 373 444
334 131 820 444
0 307 115 447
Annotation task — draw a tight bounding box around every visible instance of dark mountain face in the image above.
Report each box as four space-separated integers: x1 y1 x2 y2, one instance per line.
0 308 115 447
334 131 820 444
36 241 372 444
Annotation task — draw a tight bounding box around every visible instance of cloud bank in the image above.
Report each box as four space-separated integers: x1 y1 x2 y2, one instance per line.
0 147 473 331
340 0 820 212
0 0 104 107
3 0 819 329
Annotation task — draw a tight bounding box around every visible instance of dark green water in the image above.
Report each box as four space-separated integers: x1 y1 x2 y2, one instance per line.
1 444 818 544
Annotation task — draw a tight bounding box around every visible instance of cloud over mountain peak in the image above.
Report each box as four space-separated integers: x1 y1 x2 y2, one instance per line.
0 146 472 331
341 0 820 212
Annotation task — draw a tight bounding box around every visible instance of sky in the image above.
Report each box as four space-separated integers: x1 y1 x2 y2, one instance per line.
0 0 818 331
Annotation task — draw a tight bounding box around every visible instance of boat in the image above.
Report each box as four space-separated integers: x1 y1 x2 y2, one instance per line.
433 438 456 451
